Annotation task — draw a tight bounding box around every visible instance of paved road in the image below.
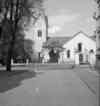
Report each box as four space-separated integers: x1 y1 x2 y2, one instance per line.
73 65 99 97
0 64 99 106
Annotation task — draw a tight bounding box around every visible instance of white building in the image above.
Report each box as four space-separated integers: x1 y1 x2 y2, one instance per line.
45 31 96 65
24 14 48 61
62 31 96 65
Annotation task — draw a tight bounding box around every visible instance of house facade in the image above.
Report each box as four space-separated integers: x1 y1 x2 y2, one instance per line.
62 32 96 65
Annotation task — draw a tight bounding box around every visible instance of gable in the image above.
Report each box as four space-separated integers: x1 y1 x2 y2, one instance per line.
63 32 96 50
71 33 95 43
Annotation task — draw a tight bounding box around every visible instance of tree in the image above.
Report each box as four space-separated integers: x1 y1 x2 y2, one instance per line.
13 38 34 63
24 39 34 61
12 31 26 63
0 0 43 71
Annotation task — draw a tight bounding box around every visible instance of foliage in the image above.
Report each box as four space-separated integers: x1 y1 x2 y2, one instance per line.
0 0 44 71
24 39 34 60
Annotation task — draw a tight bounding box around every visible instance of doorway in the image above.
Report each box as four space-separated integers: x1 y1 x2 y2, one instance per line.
79 53 83 64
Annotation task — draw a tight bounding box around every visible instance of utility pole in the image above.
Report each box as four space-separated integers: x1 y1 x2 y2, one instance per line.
45 15 49 40
94 0 100 69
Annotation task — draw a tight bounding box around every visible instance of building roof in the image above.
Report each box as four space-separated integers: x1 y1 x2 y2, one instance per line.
90 35 96 41
43 36 71 48
43 31 96 48
67 31 96 42
48 36 71 45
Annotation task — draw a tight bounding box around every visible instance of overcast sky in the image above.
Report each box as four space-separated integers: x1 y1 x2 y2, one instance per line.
44 0 96 37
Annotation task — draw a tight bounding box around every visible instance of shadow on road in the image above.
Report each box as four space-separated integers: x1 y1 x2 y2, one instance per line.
0 69 36 93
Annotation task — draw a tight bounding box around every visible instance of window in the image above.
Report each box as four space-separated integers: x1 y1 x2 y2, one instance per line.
78 43 82 52
38 30 42 38
67 50 70 58
89 49 94 53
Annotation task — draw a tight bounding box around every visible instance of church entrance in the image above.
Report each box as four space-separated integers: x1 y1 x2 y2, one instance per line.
79 53 83 64
49 49 59 63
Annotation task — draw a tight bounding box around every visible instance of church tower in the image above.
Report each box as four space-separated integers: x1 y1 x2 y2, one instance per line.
24 12 48 61
33 14 48 54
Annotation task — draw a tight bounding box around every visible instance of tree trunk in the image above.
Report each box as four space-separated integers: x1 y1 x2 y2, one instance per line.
6 0 17 71
6 53 12 71
6 27 16 71
6 39 14 71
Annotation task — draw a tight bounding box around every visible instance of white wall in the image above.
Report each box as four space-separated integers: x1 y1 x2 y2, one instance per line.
24 15 47 53
33 16 47 43
63 33 96 62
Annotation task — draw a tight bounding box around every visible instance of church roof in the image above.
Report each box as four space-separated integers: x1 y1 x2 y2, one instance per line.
90 36 96 41
43 31 96 48
43 36 71 48
68 31 96 42
48 36 71 45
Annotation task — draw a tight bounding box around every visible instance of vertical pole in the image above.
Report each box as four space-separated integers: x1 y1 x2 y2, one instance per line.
95 0 100 69
38 52 40 62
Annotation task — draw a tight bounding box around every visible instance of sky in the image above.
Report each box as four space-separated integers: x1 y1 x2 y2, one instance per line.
44 0 96 37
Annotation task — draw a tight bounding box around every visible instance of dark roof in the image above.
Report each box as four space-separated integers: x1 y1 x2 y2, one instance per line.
49 37 71 44
43 31 96 48
90 36 96 41
43 36 71 48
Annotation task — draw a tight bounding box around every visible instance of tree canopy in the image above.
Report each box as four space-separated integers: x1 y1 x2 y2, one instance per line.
0 0 44 71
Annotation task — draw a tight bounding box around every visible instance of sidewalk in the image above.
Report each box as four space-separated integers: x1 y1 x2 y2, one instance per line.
73 65 99 97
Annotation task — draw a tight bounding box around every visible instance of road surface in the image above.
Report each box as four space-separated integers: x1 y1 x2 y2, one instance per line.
0 64 99 106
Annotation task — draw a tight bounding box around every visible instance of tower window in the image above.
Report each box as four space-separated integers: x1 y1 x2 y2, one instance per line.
38 30 42 37
78 43 82 52
90 49 94 53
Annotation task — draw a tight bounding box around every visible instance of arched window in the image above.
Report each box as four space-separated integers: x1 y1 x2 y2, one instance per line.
67 50 70 58
38 30 42 38
90 49 94 53
78 43 82 52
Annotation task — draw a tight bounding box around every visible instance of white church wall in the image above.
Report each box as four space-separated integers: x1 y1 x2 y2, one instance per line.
24 15 47 54
24 15 47 62
63 32 96 64
63 33 96 51
63 44 75 62
33 16 47 43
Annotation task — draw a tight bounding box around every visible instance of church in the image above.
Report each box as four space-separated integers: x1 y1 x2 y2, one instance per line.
24 13 96 65
62 31 96 65
44 31 96 65
24 13 48 61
